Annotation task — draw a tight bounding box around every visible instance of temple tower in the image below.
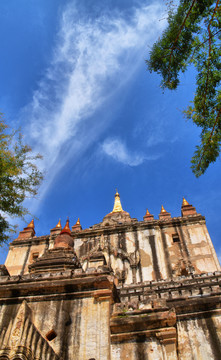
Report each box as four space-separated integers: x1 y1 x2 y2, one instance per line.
0 191 221 359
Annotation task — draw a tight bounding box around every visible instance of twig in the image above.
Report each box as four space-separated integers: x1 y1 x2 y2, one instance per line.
197 106 221 171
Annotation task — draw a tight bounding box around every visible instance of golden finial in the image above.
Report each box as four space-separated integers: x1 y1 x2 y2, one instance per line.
61 218 71 235
112 189 123 213
182 197 189 206
160 205 167 213
27 219 35 229
145 208 151 215
55 219 62 228
72 217 82 231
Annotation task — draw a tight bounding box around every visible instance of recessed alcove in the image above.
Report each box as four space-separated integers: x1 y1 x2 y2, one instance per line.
45 329 57 341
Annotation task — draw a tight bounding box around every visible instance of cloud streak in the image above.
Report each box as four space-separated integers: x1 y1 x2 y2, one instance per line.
21 0 166 201
101 138 145 166
101 137 160 166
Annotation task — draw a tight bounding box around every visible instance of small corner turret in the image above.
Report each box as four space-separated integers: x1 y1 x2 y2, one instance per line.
72 218 82 232
159 205 171 220
60 218 71 235
143 208 154 221
50 219 62 236
17 219 35 240
181 197 197 216
54 218 74 249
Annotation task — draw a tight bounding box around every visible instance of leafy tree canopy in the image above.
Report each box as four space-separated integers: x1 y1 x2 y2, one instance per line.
0 115 43 243
147 0 221 176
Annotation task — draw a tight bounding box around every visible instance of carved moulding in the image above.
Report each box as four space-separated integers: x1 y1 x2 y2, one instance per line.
0 346 33 360
80 241 141 284
80 241 140 267
0 301 61 360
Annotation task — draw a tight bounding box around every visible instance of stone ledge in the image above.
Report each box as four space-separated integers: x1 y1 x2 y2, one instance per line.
110 308 176 334
110 326 177 343
0 274 117 302
177 307 221 320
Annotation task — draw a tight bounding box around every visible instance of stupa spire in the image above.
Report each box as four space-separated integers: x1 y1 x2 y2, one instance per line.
181 197 197 216
182 197 189 206
159 205 171 220
143 208 154 221
27 219 35 229
55 219 62 228
160 205 167 213
72 217 82 232
112 189 123 213
17 219 35 239
60 218 71 235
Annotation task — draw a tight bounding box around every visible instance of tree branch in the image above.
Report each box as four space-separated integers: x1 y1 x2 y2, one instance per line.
167 0 197 82
196 106 221 171
202 0 220 116
190 28 221 61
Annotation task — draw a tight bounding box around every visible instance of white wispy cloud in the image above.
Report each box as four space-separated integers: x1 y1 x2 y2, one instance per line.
101 137 160 166
21 0 166 202
101 138 145 166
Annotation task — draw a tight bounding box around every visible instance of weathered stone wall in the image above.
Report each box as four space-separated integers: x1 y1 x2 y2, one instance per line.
5 237 49 276
5 215 220 285
111 338 168 360
110 314 221 360
0 298 110 360
0 302 60 360
0 270 114 360
28 297 110 359
114 272 221 360
177 314 221 360
2 207 221 360
0 268 221 359
73 216 220 285
110 307 177 360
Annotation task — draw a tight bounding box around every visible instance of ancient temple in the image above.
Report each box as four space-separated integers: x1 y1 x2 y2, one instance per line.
0 191 221 359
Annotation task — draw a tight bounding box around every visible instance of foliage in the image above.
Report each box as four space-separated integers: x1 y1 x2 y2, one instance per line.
147 0 221 176
0 115 43 243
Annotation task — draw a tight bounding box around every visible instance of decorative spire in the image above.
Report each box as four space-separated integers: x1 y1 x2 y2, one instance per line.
50 219 62 235
27 219 35 229
60 218 71 235
143 208 154 221
17 219 35 240
72 217 82 232
160 205 167 213
159 205 171 220
112 189 123 213
182 197 189 206
181 197 197 216
102 189 131 224
55 219 62 228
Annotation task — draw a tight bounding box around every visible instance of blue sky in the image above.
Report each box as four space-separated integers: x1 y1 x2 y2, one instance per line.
0 0 220 263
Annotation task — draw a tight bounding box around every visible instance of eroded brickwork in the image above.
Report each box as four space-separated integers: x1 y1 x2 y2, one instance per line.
0 195 220 359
